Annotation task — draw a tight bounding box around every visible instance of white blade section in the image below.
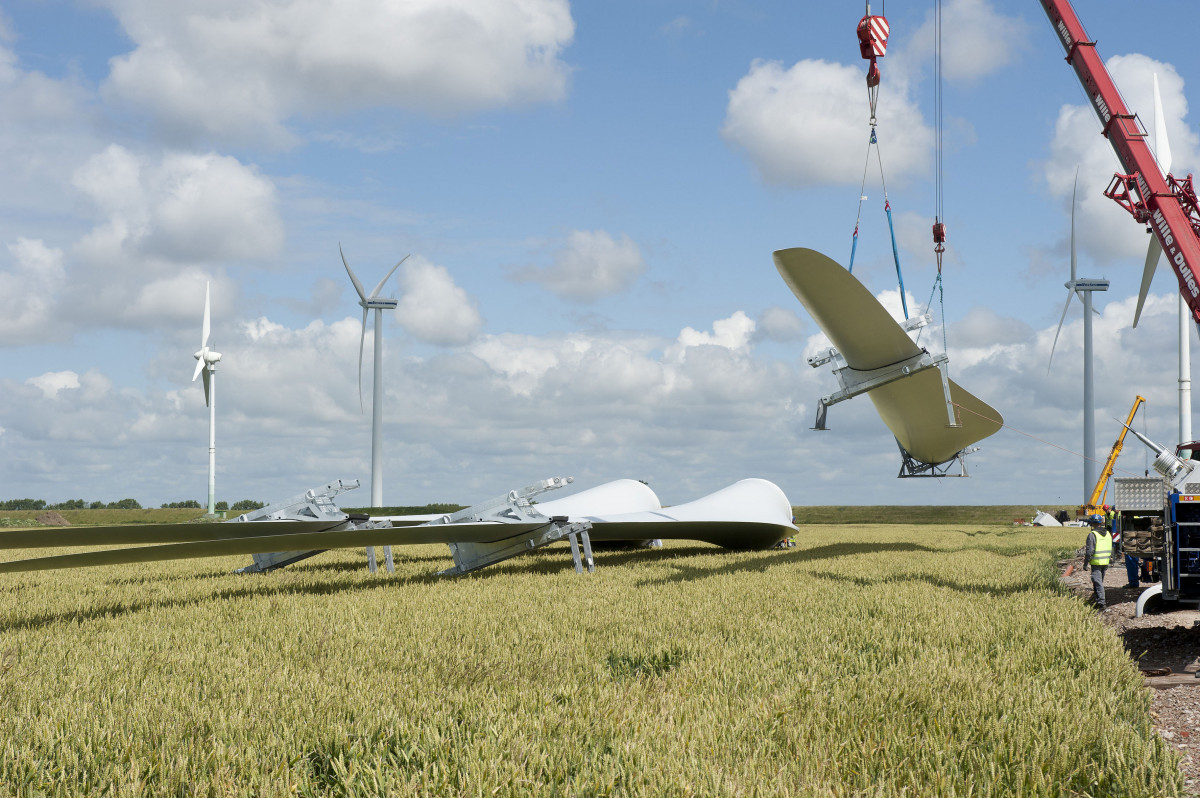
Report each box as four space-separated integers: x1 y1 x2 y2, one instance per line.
537 479 662 519
192 355 205 382
1135 74 1171 329
370 254 411 299
585 479 793 526
340 244 368 301
201 367 212 407
1153 73 1173 175
201 281 211 348
1047 289 1076 371
1069 172 1078 283
357 307 368 411
1135 235 1162 328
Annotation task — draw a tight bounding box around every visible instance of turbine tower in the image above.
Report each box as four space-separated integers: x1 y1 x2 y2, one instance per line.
1048 173 1109 503
341 245 410 573
192 282 222 516
1133 74 1192 454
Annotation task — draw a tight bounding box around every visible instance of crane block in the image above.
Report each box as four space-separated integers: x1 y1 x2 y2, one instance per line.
857 15 890 59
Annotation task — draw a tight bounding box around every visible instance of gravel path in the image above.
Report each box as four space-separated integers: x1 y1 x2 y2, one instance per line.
1061 552 1200 795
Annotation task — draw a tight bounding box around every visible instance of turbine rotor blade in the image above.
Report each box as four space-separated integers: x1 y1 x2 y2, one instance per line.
370 253 411 299
1134 235 1163 328
1047 289 1074 372
192 353 205 382
202 367 212 407
1070 170 1079 283
340 243 369 302
1153 73 1173 175
358 307 368 412
201 281 211 348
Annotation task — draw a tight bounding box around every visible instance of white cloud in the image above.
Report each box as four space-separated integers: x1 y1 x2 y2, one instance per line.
396 257 483 346
721 58 931 187
678 311 756 352
755 307 806 342
98 0 576 146
906 0 1028 85
511 229 647 302
0 32 101 220
3 283 1194 509
0 238 66 345
73 145 283 266
26 371 80 399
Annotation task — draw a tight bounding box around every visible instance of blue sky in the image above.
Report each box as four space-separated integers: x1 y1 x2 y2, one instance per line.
1 0 1198 509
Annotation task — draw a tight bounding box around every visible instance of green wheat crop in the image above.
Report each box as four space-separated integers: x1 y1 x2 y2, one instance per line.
0 524 1179 797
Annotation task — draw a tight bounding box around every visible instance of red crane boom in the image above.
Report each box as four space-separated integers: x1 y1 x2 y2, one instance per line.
1039 0 1200 323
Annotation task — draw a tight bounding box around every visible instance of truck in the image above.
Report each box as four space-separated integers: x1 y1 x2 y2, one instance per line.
1112 432 1200 613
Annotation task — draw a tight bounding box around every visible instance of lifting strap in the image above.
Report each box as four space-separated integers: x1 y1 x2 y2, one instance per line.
848 2 908 320
849 125 909 320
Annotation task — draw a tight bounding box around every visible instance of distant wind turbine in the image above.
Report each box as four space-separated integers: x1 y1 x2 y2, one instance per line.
192 281 222 516
1048 172 1109 503
341 244 410 573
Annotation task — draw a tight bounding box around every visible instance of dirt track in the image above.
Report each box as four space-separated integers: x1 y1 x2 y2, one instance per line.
1062 552 1200 794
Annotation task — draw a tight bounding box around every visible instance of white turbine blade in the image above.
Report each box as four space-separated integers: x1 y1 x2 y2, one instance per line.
1047 289 1074 372
1153 73 1173 175
201 281 211 348
1134 235 1162 328
357 307 368 412
201 367 212 407
340 244 368 302
369 253 411 299
1069 170 1078 283
192 354 205 382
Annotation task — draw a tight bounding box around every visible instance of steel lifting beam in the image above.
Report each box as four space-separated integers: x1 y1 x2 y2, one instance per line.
808 335 958 432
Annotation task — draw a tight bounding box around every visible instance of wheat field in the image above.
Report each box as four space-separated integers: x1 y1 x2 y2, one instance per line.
0 524 1180 797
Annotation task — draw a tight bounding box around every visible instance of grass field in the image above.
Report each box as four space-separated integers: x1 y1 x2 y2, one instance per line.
0 522 1178 797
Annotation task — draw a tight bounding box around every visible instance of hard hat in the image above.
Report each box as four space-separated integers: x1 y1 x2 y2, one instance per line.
1089 516 1106 527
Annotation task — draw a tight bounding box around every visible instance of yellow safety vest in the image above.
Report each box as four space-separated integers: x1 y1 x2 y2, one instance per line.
1089 530 1113 567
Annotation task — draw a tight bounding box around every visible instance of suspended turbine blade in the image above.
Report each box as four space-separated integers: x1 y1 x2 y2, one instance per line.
369 253 411 299
202 367 212 408
1134 235 1162 328
201 281 211 348
1047 288 1075 372
1153 73 1173 175
357 307 368 412
340 244 369 302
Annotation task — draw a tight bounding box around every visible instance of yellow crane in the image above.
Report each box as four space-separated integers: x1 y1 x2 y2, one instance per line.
1078 395 1145 517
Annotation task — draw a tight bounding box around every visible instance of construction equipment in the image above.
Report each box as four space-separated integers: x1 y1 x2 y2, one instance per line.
1113 426 1200 613
1078 396 1145 517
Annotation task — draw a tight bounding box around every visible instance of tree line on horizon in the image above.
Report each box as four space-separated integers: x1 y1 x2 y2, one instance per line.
0 498 267 512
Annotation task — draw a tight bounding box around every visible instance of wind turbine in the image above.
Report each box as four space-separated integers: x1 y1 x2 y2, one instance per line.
1048 172 1109 503
341 245 410 573
1133 74 1192 455
192 282 222 516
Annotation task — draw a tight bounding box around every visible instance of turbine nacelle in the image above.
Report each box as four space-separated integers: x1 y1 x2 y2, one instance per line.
194 349 222 366
360 298 399 311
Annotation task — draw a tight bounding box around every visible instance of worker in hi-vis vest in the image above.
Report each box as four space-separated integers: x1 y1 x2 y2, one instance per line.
1083 516 1113 611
